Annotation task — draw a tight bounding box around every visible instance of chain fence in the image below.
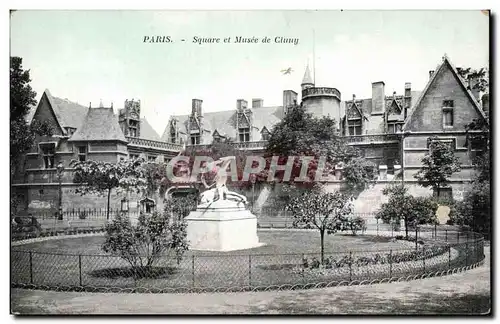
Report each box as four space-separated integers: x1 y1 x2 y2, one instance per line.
11 227 485 293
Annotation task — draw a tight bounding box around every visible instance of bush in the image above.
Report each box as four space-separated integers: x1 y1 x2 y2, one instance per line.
339 215 367 235
78 211 88 220
102 210 188 278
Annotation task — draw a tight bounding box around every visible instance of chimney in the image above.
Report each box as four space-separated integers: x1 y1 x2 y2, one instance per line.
283 90 298 110
192 99 203 116
252 98 264 108
404 82 412 119
429 70 435 79
404 82 411 97
371 81 385 114
236 99 248 111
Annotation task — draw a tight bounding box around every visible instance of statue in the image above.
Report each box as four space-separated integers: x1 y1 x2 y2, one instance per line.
199 156 248 206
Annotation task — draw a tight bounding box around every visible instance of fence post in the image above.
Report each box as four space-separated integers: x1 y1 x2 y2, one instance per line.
434 223 437 239
465 242 469 267
448 245 451 270
191 255 195 288
445 230 448 242
389 249 392 278
457 231 460 243
248 255 252 287
376 218 379 236
29 251 33 284
422 246 426 273
349 251 353 282
78 255 83 286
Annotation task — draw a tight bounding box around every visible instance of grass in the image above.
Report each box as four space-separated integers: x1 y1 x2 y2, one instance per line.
11 230 466 291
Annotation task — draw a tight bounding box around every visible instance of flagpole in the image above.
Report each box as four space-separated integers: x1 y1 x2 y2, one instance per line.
313 28 316 86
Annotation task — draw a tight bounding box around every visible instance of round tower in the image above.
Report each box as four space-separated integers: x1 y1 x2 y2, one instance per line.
300 65 342 126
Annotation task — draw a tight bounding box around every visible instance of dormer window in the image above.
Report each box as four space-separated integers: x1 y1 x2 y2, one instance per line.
261 128 270 141
348 119 362 135
191 133 200 145
129 120 138 137
442 100 454 127
65 127 76 136
239 127 250 142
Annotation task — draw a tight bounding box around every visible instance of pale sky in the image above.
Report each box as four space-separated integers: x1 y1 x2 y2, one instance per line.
10 10 489 136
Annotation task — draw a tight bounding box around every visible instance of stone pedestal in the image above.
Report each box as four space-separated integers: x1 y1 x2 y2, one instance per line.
185 200 263 251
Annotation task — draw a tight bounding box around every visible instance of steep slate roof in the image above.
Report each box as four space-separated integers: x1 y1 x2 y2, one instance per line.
69 108 127 142
139 118 161 141
40 90 89 134
403 54 487 130
301 64 314 85
161 105 285 142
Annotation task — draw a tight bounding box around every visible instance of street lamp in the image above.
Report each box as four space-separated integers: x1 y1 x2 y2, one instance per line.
250 174 256 211
56 162 64 220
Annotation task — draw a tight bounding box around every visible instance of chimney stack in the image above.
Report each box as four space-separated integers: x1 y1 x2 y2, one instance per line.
192 99 203 116
371 81 385 114
404 82 411 97
252 98 264 108
236 99 248 110
283 90 298 111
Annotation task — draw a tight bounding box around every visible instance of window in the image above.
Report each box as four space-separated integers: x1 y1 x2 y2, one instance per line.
190 134 200 145
442 100 454 127
433 187 453 200
40 144 55 168
77 146 87 162
170 127 177 143
348 119 362 135
130 154 139 160
261 129 270 141
129 120 138 137
65 127 76 136
148 155 156 162
387 123 402 134
239 127 250 142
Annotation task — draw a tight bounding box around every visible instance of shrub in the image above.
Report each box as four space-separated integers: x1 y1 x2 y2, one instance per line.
102 210 188 278
78 211 88 220
339 215 367 235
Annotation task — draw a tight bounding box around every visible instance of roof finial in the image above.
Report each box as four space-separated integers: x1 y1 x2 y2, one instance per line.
89 102 91 108
111 101 113 109
352 94 356 100
442 53 448 61
99 99 103 108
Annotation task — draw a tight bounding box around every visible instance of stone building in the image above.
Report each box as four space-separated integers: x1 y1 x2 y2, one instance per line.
12 54 489 215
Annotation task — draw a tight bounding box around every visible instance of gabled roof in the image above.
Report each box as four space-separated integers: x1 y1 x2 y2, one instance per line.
69 108 127 142
40 89 89 134
161 105 284 142
139 118 161 141
403 55 487 130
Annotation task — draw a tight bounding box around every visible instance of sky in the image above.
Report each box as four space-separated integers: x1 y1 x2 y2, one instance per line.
10 10 489 137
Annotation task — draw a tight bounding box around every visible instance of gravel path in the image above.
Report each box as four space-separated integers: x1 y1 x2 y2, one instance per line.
10 247 490 315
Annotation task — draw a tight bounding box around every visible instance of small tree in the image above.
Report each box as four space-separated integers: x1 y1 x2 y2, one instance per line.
71 159 147 219
377 184 439 239
287 186 353 264
414 138 461 197
102 209 188 277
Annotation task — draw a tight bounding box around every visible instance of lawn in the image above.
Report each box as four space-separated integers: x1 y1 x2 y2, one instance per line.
11 230 471 292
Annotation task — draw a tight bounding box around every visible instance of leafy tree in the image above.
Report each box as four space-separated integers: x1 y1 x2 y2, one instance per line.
287 185 353 264
377 184 439 239
449 180 490 238
102 209 188 278
456 67 489 92
10 57 53 214
414 137 461 197
71 158 147 219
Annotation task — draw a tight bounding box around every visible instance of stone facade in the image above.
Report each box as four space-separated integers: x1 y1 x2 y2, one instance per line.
13 54 489 215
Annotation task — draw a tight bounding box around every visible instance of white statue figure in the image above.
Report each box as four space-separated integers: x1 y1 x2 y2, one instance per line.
200 156 248 206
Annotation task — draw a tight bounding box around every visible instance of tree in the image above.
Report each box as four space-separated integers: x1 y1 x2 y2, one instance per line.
71 158 147 219
287 185 353 264
263 104 376 207
456 67 489 93
102 208 188 278
377 184 439 239
414 138 461 197
10 57 52 214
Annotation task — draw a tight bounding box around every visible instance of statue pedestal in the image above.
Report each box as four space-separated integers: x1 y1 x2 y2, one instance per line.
185 200 263 251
